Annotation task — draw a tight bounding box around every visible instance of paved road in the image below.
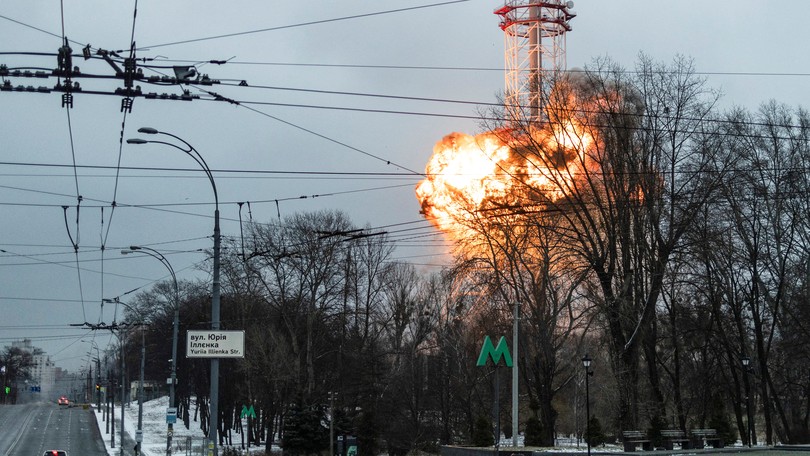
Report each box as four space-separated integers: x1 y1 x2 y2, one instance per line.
581 446 809 455
0 402 107 456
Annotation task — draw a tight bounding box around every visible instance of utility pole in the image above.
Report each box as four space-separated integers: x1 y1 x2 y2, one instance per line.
121 337 125 456
70 320 134 449
111 364 115 449
97 357 102 412
329 391 337 456
121 245 179 456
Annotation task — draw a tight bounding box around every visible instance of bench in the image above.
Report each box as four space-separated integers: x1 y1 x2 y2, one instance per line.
691 428 724 449
622 430 653 452
660 429 691 450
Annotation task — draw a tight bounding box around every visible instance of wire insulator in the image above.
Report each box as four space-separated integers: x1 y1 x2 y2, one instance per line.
120 97 134 113
62 92 74 108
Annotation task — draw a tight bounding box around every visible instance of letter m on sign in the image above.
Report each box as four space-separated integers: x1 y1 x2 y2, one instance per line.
240 405 256 419
476 336 513 367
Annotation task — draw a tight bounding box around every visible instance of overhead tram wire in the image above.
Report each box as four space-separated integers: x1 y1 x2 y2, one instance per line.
5 156 810 182
0 179 422 221
166 58 810 79
135 0 472 50
5 61 810 140
135 53 810 136
87 61 803 136
0 17 94 51
98 0 141 327
220 101 424 176
0 246 169 281
174 85 810 142
7 85 810 144
7 11 810 80
129 60 427 176
0 333 94 343
217 81 500 108
0 247 208 266
0 162 424 178
6 165 810 220
57 0 88 323
102 1 140 243
10 50 810 81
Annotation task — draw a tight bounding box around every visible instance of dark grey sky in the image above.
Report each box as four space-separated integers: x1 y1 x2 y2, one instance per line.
1 0 808 374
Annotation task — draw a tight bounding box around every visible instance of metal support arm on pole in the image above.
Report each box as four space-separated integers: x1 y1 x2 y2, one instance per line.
128 128 220 456
121 245 180 456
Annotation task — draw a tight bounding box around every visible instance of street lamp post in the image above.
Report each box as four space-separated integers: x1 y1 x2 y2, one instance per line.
105 298 146 456
85 340 102 412
329 391 337 456
1 365 6 404
120 329 125 456
581 354 593 456
122 245 180 456
128 128 221 456
87 353 101 410
511 300 519 449
741 356 753 447
137 322 145 452
95 356 101 411
110 363 115 447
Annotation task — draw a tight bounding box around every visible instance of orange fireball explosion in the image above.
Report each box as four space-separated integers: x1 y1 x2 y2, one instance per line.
415 120 595 239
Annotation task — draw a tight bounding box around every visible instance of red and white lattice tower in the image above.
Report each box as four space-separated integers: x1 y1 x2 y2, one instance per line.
495 1 576 123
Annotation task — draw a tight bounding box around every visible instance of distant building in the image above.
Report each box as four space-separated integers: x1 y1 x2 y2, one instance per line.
130 380 159 402
9 338 57 401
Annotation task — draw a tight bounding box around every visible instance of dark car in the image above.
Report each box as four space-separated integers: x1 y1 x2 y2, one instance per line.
44 451 67 456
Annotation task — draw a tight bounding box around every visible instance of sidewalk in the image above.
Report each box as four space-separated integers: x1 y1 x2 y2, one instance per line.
90 396 209 456
92 404 138 456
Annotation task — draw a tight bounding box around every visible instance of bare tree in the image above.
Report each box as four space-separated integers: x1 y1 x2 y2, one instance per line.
443 202 588 445
480 54 728 431
715 101 810 444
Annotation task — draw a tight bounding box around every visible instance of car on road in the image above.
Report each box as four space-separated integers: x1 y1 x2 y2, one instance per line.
57 396 69 406
44 451 67 456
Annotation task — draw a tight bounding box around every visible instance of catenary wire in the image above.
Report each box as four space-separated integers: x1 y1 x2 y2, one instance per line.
135 0 472 50
57 2 89 323
156 57 810 78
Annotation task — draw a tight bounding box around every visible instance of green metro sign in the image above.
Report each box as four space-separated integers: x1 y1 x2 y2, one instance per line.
476 335 513 367
240 405 256 419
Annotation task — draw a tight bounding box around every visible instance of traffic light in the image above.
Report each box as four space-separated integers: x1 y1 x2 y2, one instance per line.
95 384 100 391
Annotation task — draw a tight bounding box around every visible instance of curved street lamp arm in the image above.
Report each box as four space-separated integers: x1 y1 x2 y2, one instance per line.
152 133 219 207
127 137 219 208
124 246 179 300
129 127 220 456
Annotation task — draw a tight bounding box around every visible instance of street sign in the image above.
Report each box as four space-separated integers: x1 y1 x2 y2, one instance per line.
186 330 245 358
166 407 177 424
476 335 513 367
135 430 143 443
240 405 256 419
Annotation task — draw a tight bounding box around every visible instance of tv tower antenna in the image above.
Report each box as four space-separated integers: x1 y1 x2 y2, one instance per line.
495 1 576 124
